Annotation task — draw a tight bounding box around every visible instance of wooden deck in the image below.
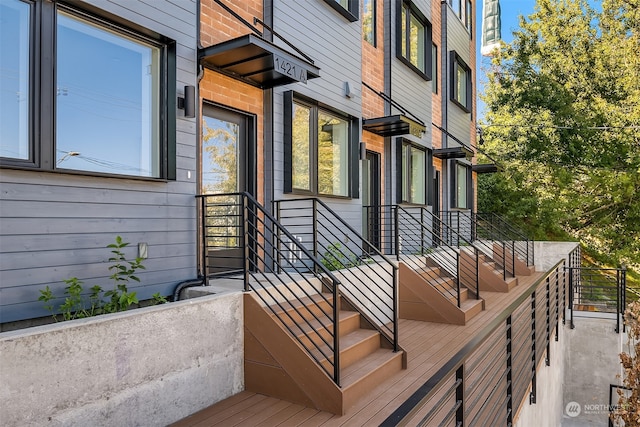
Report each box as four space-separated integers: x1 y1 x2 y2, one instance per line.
172 271 547 427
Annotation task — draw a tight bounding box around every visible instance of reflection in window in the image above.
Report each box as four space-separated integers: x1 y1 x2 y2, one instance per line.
398 1 430 78
451 51 472 112
56 11 161 177
0 0 30 160
456 163 468 209
401 142 426 204
363 0 375 46
292 102 311 192
318 112 348 196
432 43 438 93
202 116 238 194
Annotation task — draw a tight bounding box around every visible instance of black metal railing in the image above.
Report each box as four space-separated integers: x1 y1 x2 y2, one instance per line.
380 260 566 427
566 265 627 333
274 198 399 350
197 192 343 384
363 205 480 307
609 384 633 427
441 211 535 276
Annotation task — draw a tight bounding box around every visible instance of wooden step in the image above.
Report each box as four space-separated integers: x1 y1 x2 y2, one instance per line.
460 298 484 323
313 328 382 371
268 293 334 326
291 310 362 350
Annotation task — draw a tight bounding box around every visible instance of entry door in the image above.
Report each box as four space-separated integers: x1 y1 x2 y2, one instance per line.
201 104 251 276
362 151 381 251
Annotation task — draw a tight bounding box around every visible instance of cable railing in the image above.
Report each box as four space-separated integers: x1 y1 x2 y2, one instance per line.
363 205 480 308
197 192 343 384
274 198 399 350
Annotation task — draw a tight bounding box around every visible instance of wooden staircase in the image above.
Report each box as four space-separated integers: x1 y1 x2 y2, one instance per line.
460 250 519 293
398 263 484 325
244 292 405 415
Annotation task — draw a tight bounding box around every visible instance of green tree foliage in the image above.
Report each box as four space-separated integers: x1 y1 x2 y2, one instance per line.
479 0 640 267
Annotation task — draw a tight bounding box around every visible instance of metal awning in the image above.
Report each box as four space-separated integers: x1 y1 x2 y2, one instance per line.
472 163 500 173
433 146 474 159
362 115 426 137
199 34 320 89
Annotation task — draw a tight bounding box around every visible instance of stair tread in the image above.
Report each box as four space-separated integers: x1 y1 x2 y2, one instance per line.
310 329 380 362
269 292 333 315
460 298 483 311
340 348 402 388
284 310 360 338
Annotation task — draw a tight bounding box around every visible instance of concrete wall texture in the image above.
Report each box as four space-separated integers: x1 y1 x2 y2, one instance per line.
0 293 243 426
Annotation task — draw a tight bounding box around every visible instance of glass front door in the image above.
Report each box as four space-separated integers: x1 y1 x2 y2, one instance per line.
362 150 381 251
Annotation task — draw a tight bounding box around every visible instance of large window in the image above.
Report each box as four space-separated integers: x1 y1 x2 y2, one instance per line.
399 141 428 205
363 0 376 46
450 51 472 112
322 0 358 22
397 1 432 80
0 0 176 179
453 162 470 209
449 0 472 32
432 43 438 93
285 92 356 197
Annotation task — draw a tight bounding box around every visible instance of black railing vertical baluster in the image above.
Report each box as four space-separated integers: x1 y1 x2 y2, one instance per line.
546 277 551 366
312 199 318 266
569 268 575 329
475 247 480 300
242 194 250 291
622 267 626 333
456 366 464 427
555 268 560 341
456 252 461 307
200 195 207 279
506 315 513 426
530 291 537 404
394 206 400 261
393 267 399 352
334 281 340 387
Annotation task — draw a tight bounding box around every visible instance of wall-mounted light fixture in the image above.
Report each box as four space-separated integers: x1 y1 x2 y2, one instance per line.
178 85 195 118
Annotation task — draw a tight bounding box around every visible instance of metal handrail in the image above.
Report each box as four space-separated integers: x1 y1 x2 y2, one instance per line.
394 205 481 307
274 197 399 351
197 192 343 384
474 212 534 267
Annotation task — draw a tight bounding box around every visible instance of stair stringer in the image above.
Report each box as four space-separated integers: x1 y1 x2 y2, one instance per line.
460 250 517 293
244 293 344 414
398 262 467 325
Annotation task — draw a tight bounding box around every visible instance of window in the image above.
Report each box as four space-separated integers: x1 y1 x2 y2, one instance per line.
322 0 358 22
363 0 376 46
450 51 472 112
399 141 429 205
450 0 461 17
449 0 472 31
397 1 432 80
285 92 357 197
432 43 438 93
466 0 473 32
453 162 470 209
0 0 176 179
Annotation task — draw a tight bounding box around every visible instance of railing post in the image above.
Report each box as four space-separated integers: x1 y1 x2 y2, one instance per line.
456 366 464 426
333 280 341 386
200 196 207 280
502 241 507 282
546 277 551 366
506 315 513 426
530 291 537 404
475 247 480 300
456 252 461 307
394 207 400 261
622 266 626 333
242 194 250 291
569 268 575 329
312 199 318 272
393 268 399 352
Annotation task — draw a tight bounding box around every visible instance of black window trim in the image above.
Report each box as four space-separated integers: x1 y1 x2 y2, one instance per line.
284 91 359 199
396 0 432 81
451 159 471 209
322 0 358 22
396 138 432 205
450 50 472 113
363 0 376 47
0 0 177 181
431 42 438 94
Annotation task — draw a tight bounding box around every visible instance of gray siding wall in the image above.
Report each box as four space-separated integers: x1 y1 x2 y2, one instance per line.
446 6 473 144
271 0 363 230
390 0 432 149
0 0 198 323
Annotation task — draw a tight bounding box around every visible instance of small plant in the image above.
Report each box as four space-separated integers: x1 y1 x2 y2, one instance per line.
38 236 152 321
152 292 168 305
321 242 359 271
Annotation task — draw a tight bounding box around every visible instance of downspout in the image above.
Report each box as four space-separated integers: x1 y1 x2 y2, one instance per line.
440 0 449 210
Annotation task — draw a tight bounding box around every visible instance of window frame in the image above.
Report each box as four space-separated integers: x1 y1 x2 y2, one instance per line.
284 91 358 199
362 0 376 47
396 139 432 206
431 43 438 93
396 0 432 81
322 0 358 22
450 51 472 113
0 0 176 180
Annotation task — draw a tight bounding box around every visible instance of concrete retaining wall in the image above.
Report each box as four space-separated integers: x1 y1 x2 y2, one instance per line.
0 292 244 427
534 241 579 271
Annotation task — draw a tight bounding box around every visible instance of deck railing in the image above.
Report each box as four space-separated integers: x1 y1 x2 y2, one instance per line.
274 198 399 351
380 260 566 427
197 193 343 384
363 205 480 307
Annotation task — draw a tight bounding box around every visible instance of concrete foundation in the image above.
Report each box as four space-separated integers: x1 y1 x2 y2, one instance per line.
0 292 244 427
534 241 580 272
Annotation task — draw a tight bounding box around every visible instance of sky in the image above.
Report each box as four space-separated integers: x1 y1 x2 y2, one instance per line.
475 0 538 119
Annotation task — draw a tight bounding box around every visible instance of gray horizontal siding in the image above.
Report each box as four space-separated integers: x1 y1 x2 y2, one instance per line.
0 0 198 323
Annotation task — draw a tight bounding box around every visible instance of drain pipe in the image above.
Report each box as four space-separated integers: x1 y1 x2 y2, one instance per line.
172 278 205 302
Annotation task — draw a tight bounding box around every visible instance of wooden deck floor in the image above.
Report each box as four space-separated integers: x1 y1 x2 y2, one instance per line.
171 272 547 427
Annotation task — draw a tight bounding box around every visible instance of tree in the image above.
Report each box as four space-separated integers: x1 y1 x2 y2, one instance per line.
479 0 640 267
612 300 640 426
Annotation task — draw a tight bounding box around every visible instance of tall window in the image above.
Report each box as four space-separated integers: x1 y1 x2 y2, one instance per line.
466 0 473 32
432 43 438 93
454 162 470 209
400 141 427 205
397 1 431 79
0 0 175 179
363 0 376 46
285 92 354 197
450 51 472 112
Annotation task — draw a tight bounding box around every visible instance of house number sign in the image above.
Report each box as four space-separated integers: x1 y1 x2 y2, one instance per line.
274 54 308 84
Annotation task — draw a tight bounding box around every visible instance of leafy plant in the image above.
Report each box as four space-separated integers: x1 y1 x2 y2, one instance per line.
321 242 358 271
38 236 152 321
612 300 640 426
